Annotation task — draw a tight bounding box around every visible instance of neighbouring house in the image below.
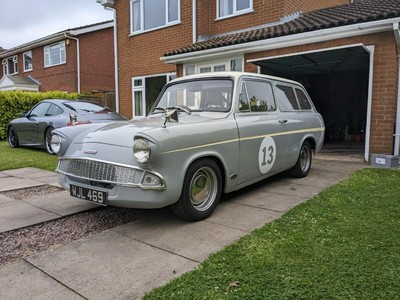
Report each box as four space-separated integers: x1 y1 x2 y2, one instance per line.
99 0 400 160
0 20 115 103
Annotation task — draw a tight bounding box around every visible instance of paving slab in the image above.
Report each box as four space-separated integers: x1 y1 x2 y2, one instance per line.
113 211 247 262
0 201 59 233
0 260 83 300
0 177 45 192
0 194 15 204
25 191 97 216
2 168 55 178
0 171 10 178
207 201 283 232
27 230 198 300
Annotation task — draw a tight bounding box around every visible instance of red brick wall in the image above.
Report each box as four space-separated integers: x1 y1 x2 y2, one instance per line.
244 32 399 155
79 27 115 93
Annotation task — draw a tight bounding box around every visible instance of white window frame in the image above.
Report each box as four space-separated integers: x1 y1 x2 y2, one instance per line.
2 55 18 75
44 41 66 67
183 57 244 76
23 51 33 72
216 0 253 20
130 0 181 35
132 73 176 117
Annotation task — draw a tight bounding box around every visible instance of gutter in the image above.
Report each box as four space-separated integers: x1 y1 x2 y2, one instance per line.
161 17 400 64
393 22 400 156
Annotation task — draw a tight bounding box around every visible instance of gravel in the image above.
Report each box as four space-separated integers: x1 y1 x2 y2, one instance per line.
0 185 164 267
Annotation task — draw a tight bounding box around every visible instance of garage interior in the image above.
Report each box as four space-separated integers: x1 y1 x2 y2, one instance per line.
252 45 370 161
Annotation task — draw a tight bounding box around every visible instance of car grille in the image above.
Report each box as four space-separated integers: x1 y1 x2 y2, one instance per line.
57 159 144 186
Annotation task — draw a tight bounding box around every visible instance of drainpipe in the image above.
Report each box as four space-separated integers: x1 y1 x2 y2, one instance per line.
108 8 120 113
393 22 400 156
192 0 197 44
65 34 80 93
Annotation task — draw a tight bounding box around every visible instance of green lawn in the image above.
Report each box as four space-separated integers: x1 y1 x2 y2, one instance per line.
145 168 400 299
0 141 58 172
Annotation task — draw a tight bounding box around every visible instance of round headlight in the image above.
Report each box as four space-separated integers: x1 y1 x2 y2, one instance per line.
50 134 62 154
133 138 151 164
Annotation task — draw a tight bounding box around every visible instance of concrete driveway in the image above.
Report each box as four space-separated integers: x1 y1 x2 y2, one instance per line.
0 159 365 299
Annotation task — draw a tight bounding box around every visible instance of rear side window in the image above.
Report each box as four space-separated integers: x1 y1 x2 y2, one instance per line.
46 104 63 116
275 85 299 111
295 88 312 110
239 80 276 112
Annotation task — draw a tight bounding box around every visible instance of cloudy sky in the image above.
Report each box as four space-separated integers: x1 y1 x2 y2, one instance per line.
0 0 114 49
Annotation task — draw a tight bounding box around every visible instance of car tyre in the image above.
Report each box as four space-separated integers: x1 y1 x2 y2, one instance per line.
44 127 55 154
7 127 19 148
290 141 312 178
171 159 222 221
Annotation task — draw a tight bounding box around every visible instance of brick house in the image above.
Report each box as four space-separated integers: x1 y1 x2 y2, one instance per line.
100 0 400 160
0 20 115 98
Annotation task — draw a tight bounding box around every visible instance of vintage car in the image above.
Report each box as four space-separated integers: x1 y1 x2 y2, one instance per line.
50 72 325 221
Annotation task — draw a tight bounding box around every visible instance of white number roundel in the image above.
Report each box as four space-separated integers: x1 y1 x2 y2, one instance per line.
259 136 276 174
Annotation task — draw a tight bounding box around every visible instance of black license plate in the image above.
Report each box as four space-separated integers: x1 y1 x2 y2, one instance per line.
70 184 108 206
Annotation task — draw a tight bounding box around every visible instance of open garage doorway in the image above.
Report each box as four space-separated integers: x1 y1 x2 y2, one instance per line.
249 44 372 162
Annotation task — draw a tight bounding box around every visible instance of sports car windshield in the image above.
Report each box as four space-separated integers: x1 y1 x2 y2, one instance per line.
152 79 233 113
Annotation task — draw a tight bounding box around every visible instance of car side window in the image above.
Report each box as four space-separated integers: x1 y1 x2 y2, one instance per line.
29 103 51 117
46 104 64 116
295 88 312 110
239 80 276 112
275 85 299 111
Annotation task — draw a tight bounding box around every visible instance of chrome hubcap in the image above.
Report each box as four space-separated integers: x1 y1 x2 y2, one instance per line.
299 145 311 172
189 167 217 212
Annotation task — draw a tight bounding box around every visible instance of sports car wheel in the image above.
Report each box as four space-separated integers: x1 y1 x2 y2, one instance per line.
7 127 19 148
290 141 312 178
45 127 55 154
171 159 222 221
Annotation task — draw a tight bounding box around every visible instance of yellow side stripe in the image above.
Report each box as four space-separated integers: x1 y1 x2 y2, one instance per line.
161 127 325 155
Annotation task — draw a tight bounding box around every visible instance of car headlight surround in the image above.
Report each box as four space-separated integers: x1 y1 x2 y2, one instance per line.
133 138 151 164
50 134 62 154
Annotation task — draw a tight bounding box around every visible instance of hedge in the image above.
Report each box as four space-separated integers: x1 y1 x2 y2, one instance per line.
0 90 80 140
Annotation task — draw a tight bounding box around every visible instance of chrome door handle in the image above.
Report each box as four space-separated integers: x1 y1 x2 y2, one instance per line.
278 119 288 124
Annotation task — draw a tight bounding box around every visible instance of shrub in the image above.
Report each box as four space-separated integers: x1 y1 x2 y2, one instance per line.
0 90 79 140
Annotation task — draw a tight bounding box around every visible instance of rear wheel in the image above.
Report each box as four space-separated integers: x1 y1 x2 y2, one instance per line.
290 141 312 178
171 159 222 221
7 127 19 148
44 127 55 154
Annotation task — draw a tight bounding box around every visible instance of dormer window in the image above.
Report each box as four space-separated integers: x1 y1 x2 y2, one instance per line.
217 0 252 19
2 55 18 75
130 0 180 34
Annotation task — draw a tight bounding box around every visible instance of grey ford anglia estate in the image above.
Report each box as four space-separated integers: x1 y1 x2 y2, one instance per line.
50 72 325 221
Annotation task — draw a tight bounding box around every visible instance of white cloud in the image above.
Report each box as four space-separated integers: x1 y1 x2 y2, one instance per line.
0 0 113 49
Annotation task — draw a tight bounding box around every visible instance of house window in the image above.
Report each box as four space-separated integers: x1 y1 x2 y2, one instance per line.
185 58 243 75
131 0 180 34
44 41 66 67
218 0 252 19
2 56 18 75
132 73 176 117
23 51 33 72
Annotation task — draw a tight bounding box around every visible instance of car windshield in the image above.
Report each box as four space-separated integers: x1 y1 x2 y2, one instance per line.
64 101 113 113
152 79 233 113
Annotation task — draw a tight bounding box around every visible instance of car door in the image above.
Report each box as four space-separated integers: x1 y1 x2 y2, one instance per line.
235 78 288 185
18 102 51 145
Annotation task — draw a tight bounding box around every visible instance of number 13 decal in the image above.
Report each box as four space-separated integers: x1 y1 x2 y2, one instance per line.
259 137 276 174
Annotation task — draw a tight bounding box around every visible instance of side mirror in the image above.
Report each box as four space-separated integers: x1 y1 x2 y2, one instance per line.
69 113 78 126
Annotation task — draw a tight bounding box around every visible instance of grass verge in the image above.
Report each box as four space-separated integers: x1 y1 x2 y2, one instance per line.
0 141 58 172
145 168 400 299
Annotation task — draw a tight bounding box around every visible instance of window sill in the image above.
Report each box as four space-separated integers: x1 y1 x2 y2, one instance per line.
215 9 254 21
130 21 181 37
44 62 66 68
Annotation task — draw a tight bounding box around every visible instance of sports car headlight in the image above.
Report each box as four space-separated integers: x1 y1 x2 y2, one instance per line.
133 138 151 164
50 134 62 154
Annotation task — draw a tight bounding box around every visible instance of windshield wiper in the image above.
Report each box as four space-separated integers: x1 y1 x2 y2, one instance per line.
154 106 191 115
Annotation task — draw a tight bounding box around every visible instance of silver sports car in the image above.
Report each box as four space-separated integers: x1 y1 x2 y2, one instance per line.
51 72 325 221
7 99 126 154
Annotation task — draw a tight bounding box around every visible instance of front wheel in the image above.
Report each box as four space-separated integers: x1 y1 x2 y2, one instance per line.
7 127 19 148
171 159 222 221
290 141 312 178
44 127 55 154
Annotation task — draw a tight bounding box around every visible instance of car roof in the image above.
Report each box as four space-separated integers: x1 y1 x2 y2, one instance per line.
171 71 302 87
